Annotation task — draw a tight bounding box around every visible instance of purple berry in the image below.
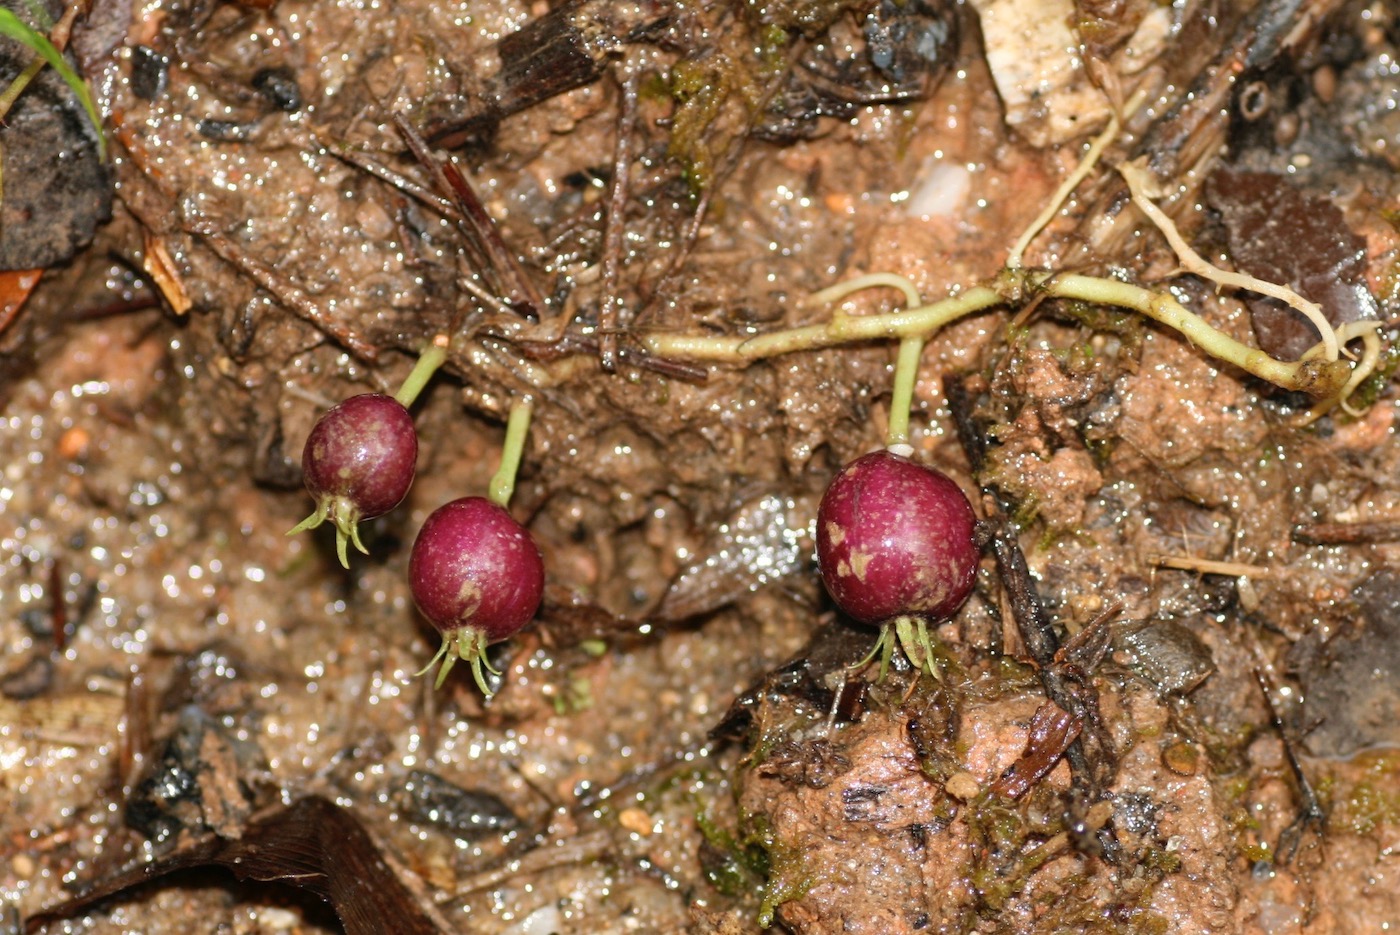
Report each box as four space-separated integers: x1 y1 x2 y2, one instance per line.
816 449 978 626
409 497 545 692
289 393 418 568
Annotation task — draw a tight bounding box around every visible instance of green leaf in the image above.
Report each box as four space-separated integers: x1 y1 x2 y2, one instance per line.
0 9 106 160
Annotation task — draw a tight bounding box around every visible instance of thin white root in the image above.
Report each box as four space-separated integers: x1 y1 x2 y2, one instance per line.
1118 158 1339 362
1041 272 1348 396
1337 321 1385 415
1295 319 1387 424
805 272 922 309
1006 89 1147 270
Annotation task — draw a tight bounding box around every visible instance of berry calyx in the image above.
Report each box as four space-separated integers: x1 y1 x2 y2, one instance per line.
409 497 545 693
289 393 418 568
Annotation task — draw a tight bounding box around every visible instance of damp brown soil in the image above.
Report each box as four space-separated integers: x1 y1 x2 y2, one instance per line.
3 0 1400 933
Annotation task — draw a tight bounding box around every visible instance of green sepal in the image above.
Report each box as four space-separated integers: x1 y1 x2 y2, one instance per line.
416 628 501 696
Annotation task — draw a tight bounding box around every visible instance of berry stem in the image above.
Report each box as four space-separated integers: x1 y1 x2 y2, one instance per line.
886 336 923 451
1041 272 1351 397
642 285 1002 360
642 269 1353 399
393 334 450 408
489 397 534 508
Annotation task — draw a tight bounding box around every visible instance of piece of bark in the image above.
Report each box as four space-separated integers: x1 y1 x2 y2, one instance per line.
26 797 449 934
1206 168 1378 361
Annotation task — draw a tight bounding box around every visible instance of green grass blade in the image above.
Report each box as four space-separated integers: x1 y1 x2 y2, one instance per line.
0 9 106 159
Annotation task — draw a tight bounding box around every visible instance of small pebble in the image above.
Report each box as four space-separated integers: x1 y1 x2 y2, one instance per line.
1311 64 1336 104
618 806 654 836
12 852 36 878
57 427 90 460
944 771 981 802
1162 741 1200 776
251 67 302 112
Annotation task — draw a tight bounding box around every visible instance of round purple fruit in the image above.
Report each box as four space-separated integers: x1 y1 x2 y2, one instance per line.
816 449 978 626
409 496 545 693
289 393 419 568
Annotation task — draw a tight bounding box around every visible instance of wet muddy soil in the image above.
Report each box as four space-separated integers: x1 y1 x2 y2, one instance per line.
4 0 1400 933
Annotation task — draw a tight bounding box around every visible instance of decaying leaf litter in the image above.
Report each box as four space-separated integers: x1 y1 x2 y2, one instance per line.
3 0 1400 932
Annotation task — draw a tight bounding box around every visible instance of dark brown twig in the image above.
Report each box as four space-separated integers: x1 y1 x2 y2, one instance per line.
324 144 459 219
424 0 628 150
644 180 716 322
978 523 1058 667
944 373 989 475
393 114 545 319
949 371 1120 860
976 523 1117 788
597 61 640 371
188 222 379 361
1291 520 1400 546
1253 668 1325 864
1055 600 1122 674
47 558 66 652
978 520 1121 863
